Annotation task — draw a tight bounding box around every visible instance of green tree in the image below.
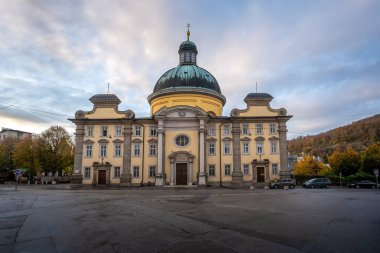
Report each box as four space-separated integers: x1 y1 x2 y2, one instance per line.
361 144 380 175
0 137 18 172
37 126 74 175
329 147 361 176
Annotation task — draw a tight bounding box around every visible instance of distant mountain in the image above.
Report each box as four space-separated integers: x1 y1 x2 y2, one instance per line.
288 114 380 160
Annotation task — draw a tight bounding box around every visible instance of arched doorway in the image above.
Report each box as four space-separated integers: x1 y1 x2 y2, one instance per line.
168 151 195 185
251 159 270 186
92 162 111 186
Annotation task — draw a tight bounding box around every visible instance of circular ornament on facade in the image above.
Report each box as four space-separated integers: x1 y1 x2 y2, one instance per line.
75 110 85 119
279 108 287 116
230 108 240 117
175 135 190 147
125 109 135 118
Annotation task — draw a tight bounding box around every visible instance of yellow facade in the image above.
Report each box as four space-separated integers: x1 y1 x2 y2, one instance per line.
150 93 223 116
239 106 278 117
70 37 292 188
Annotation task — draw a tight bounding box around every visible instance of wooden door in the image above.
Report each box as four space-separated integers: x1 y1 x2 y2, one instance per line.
257 167 265 182
176 163 187 185
98 170 106 185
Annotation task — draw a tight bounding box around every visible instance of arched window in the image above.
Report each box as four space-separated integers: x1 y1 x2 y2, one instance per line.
191 53 196 63
185 52 190 62
180 53 185 63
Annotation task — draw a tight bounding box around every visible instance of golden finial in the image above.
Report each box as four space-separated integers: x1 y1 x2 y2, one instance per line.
186 23 190 41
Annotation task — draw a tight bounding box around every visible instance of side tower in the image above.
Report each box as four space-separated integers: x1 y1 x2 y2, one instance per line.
70 94 135 186
229 93 292 187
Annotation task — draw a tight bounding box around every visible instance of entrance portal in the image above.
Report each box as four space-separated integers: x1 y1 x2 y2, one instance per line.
257 167 265 182
98 170 106 185
176 163 187 185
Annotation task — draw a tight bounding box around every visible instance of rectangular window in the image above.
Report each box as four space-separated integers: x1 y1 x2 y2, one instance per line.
114 167 120 178
272 164 278 175
271 141 277 154
150 125 157 136
84 167 91 178
208 165 215 176
101 126 108 137
85 145 92 157
208 143 215 155
208 125 216 136
134 125 141 136
242 142 250 154
149 144 156 156
224 142 231 155
256 123 263 135
270 123 277 134
86 126 93 137
256 142 263 155
114 144 122 157
115 126 122 136
133 166 140 178
133 144 141 156
100 144 107 157
224 164 231 176
242 123 249 135
224 125 230 135
149 166 156 177
243 164 250 175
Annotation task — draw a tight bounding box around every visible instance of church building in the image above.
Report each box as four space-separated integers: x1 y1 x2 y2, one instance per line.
70 28 292 187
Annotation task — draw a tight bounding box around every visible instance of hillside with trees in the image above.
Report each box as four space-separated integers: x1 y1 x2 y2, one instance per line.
288 114 380 160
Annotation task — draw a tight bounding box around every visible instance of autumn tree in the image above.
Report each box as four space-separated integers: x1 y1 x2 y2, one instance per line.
37 126 74 175
361 144 380 175
328 147 361 176
294 156 330 176
13 135 41 175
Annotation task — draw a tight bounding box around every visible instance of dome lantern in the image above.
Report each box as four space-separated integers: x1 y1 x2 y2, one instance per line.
178 23 197 65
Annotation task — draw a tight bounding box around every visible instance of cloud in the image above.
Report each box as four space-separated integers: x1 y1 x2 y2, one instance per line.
0 0 379 139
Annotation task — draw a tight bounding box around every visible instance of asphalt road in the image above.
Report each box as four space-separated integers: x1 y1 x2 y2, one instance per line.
0 185 379 253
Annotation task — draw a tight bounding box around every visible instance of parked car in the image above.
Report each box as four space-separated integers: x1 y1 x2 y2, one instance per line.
302 178 331 188
347 181 378 189
269 178 296 189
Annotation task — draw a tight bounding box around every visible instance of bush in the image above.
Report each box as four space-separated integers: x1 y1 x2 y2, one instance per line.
345 172 375 182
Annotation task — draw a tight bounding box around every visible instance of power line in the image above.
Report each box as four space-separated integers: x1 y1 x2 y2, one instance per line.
0 104 68 124
24 108 69 117
0 104 13 110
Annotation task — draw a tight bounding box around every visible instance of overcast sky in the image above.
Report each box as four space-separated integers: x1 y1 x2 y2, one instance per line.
0 0 379 139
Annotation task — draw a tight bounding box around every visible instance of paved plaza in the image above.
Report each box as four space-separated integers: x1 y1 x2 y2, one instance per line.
0 185 379 253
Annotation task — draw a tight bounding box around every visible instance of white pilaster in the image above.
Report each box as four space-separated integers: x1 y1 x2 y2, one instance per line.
155 119 164 186
198 119 206 186
170 159 175 186
188 159 193 185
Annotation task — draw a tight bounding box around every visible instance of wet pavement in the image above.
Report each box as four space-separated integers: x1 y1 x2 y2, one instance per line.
0 184 379 253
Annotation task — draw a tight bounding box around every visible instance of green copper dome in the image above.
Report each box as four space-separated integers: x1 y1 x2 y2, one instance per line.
148 30 226 105
148 27 226 105
152 38 222 95
153 65 221 93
